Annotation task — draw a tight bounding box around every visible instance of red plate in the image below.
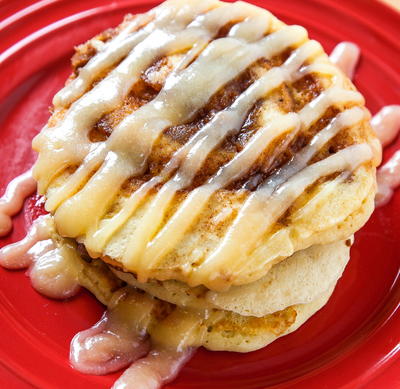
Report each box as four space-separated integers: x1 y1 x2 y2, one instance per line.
1 0 399 388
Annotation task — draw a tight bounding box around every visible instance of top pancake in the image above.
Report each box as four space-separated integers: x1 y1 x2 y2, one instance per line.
32 0 380 290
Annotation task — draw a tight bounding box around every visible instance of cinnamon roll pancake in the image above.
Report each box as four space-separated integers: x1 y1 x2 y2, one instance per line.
32 0 379 293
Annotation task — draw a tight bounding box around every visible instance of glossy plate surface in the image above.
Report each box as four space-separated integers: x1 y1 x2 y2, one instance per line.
0 0 399 388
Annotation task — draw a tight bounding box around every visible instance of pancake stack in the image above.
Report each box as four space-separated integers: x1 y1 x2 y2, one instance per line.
32 0 379 352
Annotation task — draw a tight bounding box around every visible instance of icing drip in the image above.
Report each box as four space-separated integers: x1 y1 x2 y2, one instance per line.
112 348 195 389
70 286 197 387
370 106 400 206
329 42 360 79
0 216 80 299
371 105 400 147
53 0 221 107
70 311 150 375
376 151 400 206
0 169 37 236
28 240 81 299
0 215 51 269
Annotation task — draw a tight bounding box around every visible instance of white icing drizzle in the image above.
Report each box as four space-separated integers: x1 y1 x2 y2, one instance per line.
83 37 320 255
36 5 292 206
135 99 367 286
192 144 371 286
0 169 36 236
32 0 375 290
54 0 221 107
123 40 324 270
329 42 360 79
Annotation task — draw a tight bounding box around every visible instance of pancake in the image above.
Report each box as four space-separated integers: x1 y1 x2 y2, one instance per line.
32 0 379 291
111 238 351 317
74 240 336 353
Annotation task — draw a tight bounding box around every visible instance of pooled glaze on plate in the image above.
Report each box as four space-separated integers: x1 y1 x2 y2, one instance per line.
0 215 80 299
0 169 36 236
0 212 200 387
70 310 150 375
112 347 195 389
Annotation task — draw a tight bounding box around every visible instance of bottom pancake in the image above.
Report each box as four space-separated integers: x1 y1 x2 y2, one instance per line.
111 239 351 317
0 212 340 353
74 242 337 352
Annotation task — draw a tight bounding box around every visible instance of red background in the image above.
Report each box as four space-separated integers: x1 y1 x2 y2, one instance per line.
0 0 399 388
